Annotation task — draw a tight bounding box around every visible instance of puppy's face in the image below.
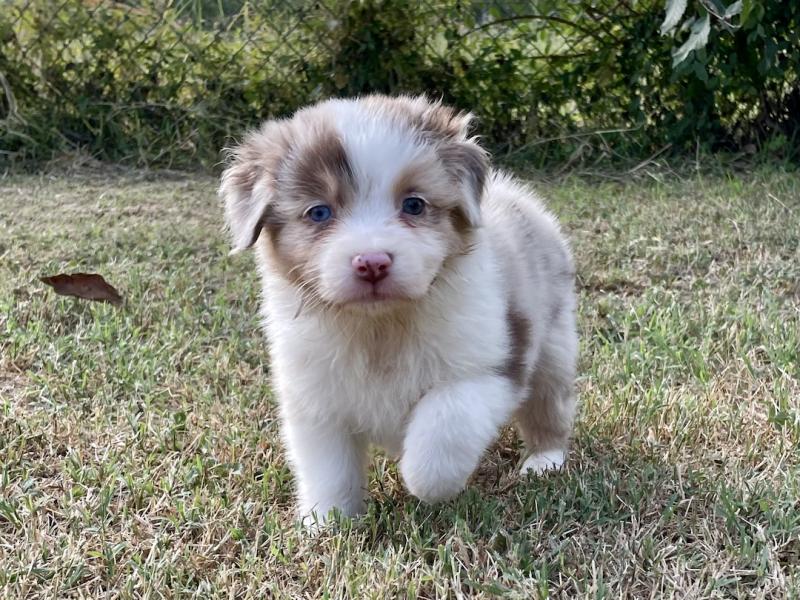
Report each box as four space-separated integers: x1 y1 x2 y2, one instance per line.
220 95 488 313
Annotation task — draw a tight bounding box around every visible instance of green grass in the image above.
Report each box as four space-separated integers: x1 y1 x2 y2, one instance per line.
1 166 799 598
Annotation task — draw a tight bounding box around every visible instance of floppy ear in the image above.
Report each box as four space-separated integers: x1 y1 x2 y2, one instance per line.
219 121 288 252
418 100 489 227
437 138 488 227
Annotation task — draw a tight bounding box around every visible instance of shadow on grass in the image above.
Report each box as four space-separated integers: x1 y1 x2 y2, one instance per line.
352 436 694 542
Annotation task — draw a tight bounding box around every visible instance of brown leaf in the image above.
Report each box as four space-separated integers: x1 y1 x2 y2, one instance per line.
40 273 123 306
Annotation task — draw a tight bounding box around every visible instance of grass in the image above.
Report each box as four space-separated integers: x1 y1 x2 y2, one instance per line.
1 165 799 598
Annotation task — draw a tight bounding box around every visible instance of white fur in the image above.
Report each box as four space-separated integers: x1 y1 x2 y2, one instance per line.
221 97 579 524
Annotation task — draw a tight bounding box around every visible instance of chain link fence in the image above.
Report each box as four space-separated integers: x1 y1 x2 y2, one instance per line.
2 1 796 169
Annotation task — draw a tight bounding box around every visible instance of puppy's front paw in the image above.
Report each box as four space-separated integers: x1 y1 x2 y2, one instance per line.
399 448 470 504
399 375 514 504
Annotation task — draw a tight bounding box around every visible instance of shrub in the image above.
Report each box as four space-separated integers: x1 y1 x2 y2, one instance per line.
0 0 797 169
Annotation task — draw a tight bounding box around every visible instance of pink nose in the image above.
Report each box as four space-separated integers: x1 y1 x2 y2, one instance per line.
352 252 392 283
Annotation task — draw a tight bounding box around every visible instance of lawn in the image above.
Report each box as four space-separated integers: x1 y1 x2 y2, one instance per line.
1 166 798 598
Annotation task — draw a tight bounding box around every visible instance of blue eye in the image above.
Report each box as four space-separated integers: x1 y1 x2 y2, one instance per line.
402 196 426 216
306 204 332 223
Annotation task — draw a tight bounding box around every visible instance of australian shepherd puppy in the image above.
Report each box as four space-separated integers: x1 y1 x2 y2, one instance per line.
220 95 578 524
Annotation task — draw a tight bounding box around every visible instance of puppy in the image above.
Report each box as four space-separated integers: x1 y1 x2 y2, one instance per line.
220 95 578 523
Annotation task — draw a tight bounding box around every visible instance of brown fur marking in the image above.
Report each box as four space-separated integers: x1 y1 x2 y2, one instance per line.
288 129 355 208
514 352 576 453
500 308 531 387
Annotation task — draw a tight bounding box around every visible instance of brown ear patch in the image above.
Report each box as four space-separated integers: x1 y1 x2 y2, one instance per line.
437 141 488 201
221 120 291 251
225 144 267 201
225 121 290 197
225 160 259 202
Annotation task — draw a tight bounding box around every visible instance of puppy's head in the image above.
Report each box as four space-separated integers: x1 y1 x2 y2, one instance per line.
220 95 488 313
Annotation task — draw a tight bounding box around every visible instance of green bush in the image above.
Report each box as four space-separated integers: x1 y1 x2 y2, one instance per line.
0 0 797 170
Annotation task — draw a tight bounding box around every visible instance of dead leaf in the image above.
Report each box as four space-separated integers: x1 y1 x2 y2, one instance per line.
40 273 123 306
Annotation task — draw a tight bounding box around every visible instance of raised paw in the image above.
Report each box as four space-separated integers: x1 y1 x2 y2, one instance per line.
399 450 471 504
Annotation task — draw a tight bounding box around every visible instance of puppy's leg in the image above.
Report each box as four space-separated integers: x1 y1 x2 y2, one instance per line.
514 333 578 476
400 374 515 503
283 416 367 524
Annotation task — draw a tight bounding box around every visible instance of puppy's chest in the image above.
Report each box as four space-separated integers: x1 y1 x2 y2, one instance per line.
310 331 444 425
274 317 489 434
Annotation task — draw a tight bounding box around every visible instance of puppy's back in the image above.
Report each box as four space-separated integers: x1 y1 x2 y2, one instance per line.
483 172 575 322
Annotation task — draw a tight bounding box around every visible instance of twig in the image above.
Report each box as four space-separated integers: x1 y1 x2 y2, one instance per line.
627 144 673 173
509 126 642 154
0 71 22 122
